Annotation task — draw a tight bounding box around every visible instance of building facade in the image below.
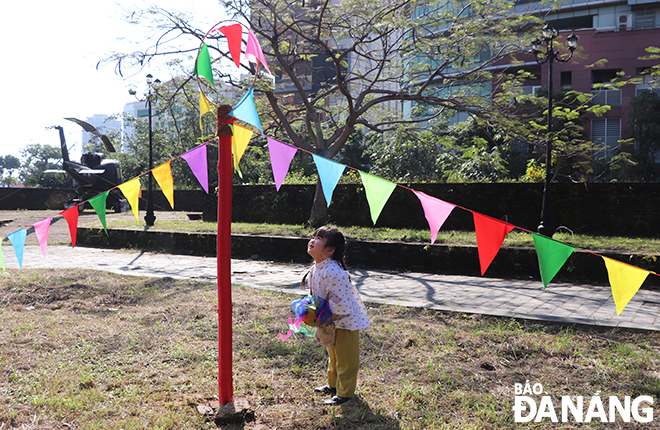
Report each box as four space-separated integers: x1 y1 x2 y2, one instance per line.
513 0 660 156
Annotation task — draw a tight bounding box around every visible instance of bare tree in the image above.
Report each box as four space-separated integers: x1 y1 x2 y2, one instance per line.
101 0 543 224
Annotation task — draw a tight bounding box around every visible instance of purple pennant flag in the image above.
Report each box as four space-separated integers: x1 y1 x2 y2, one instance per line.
181 144 209 193
267 137 298 191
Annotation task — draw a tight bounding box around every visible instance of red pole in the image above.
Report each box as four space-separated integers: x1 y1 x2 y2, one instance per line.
217 106 234 404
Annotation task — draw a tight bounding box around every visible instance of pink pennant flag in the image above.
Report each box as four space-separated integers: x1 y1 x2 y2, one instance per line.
60 206 79 248
267 137 298 190
181 144 209 193
33 217 52 258
413 191 456 244
473 213 515 276
219 24 243 69
245 28 272 74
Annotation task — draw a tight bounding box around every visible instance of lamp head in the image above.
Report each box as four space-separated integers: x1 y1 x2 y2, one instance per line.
531 38 543 54
146 73 153 85
567 32 578 51
542 25 557 40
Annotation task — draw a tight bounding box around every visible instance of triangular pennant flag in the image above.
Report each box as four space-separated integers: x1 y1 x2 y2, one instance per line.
196 42 215 87
89 191 110 234
230 88 263 135
531 233 577 290
602 256 650 315
7 229 27 269
118 177 142 222
359 172 397 225
60 206 79 248
267 137 298 191
0 238 4 272
245 28 272 74
199 91 213 132
473 213 515 276
312 154 346 207
181 144 209 193
33 217 52 258
152 161 174 209
219 24 243 69
232 124 254 172
413 191 456 244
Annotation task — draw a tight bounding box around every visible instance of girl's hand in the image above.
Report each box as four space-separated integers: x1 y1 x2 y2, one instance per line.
303 309 319 326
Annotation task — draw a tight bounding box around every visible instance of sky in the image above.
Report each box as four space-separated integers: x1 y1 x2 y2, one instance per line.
0 0 229 162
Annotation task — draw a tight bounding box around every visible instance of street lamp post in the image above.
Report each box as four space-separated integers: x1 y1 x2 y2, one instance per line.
531 26 578 237
143 74 161 226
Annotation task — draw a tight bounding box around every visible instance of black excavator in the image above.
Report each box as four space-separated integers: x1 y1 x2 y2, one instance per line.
47 118 128 212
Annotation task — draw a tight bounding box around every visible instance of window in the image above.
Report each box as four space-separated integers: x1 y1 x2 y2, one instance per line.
560 71 572 90
591 89 621 106
522 85 541 95
591 118 621 158
635 70 660 95
635 9 656 29
592 69 622 106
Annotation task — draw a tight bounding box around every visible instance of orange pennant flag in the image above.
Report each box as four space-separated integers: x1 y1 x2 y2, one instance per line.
473 212 515 276
118 177 142 222
602 256 650 315
232 124 254 172
152 161 174 209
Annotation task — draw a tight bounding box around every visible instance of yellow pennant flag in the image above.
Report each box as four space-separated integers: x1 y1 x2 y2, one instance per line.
117 177 141 222
602 256 650 315
199 91 213 132
152 161 174 209
232 124 254 172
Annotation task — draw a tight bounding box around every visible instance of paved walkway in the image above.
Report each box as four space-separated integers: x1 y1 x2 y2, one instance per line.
1 244 658 331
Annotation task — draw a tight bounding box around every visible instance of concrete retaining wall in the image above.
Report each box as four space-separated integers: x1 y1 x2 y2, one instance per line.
7 182 660 237
77 227 660 288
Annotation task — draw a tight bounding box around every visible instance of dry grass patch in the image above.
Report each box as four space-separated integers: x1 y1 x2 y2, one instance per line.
0 269 658 429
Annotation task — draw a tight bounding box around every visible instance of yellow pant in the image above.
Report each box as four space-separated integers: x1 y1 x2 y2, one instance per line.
327 328 360 398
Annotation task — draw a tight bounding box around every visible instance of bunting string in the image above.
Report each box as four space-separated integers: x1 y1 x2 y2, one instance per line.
1 33 656 318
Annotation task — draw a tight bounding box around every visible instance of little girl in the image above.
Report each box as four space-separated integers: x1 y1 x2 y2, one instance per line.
305 226 370 406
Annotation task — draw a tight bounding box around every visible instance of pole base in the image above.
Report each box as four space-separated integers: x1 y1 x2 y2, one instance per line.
537 222 556 237
213 398 253 425
144 212 156 227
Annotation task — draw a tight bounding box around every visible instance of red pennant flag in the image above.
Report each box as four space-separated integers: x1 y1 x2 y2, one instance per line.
473 212 515 276
60 206 79 248
219 24 243 69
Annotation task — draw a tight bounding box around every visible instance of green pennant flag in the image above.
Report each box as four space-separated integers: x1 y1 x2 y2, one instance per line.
196 43 215 87
89 191 110 235
532 233 577 290
359 172 397 225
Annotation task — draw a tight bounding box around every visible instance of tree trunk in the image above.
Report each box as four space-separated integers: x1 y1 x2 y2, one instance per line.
309 179 328 227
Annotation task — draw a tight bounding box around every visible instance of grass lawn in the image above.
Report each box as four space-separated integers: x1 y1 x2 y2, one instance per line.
103 215 660 255
1 269 658 429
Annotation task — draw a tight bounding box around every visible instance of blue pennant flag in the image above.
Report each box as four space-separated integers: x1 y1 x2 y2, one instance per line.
230 87 263 136
7 229 27 269
312 154 346 207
